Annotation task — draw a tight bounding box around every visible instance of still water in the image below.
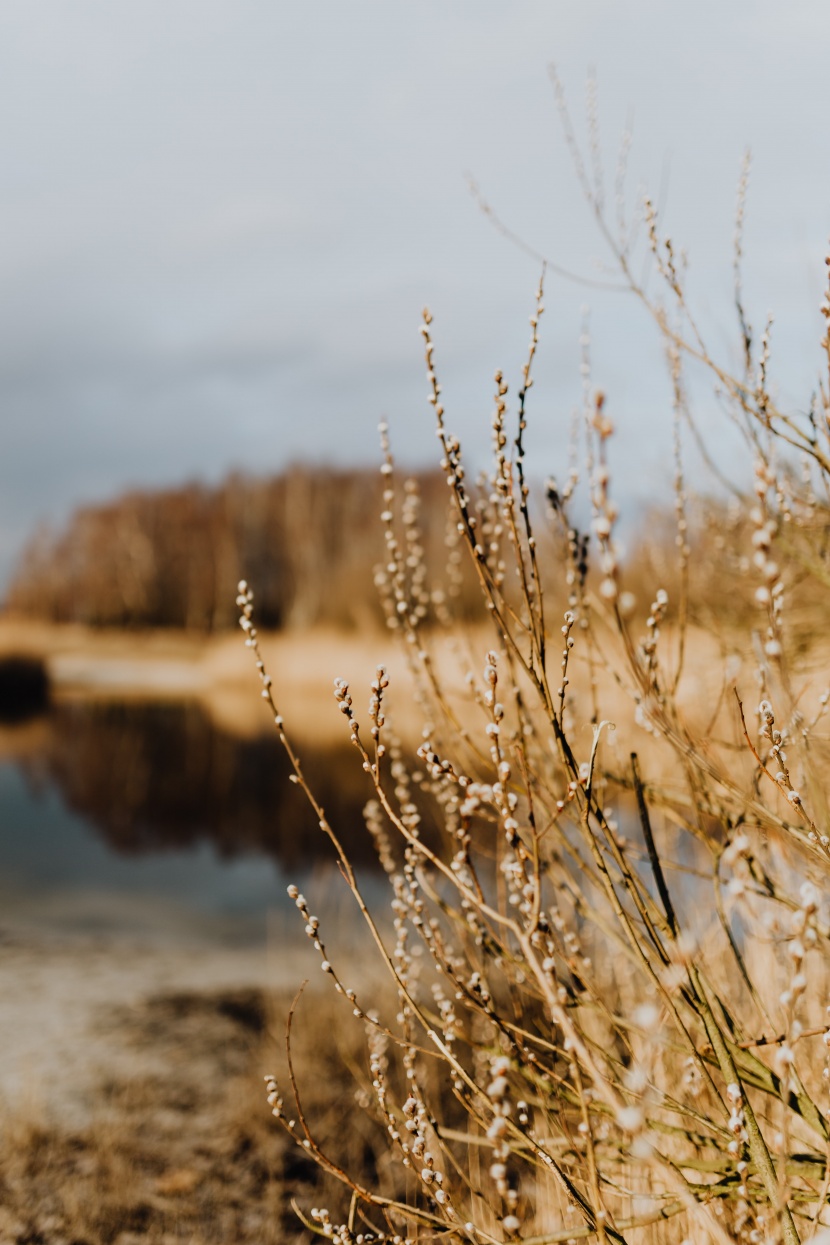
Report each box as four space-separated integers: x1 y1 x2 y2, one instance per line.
0 696 723 967
0 699 387 946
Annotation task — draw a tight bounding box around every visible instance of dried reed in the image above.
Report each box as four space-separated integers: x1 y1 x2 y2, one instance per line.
240 82 830 1245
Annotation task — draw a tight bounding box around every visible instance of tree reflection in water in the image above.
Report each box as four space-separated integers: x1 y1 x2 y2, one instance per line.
20 699 390 872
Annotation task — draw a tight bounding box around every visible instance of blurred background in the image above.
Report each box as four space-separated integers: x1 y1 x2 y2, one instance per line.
1 0 829 949
2 1 830 584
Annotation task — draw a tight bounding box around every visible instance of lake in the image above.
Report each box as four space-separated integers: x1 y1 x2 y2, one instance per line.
0 697 389 947
0 684 714 959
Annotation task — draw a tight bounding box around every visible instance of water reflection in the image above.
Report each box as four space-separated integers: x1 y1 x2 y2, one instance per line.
0 697 402 944
20 699 379 870
0 696 720 952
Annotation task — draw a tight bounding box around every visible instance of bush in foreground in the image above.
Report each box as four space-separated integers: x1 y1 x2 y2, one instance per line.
242 99 830 1245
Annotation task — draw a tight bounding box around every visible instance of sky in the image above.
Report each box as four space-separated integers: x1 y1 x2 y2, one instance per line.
1 2 829 585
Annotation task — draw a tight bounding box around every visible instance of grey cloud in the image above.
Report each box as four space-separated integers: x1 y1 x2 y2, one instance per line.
0 2 829 588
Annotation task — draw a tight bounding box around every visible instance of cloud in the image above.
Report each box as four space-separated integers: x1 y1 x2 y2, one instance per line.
0 2 828 585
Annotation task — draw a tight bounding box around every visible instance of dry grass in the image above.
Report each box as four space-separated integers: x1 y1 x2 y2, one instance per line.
0 985 390 1245
225 92 830 1245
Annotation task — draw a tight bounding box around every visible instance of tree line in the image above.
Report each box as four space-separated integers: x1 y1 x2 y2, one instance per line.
4 466 466 631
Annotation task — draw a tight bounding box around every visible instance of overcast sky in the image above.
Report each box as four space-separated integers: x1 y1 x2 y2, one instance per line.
1 2 829 585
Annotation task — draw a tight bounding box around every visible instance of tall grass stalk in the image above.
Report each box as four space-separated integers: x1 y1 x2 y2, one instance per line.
241 92 830 1245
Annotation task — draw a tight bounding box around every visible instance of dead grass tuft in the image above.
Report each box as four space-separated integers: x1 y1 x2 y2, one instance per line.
0 986 388 1245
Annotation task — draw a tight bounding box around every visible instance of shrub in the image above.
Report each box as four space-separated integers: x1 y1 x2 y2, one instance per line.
240 92 830 1245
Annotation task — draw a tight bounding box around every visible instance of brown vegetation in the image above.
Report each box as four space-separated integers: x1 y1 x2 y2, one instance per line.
4 467 475 632
226 103 830 1245
0 986 385 1245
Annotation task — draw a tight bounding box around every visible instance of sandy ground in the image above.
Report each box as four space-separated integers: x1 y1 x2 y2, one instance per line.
0 882 385 1244
0 935 265 1122
0 879 381 1137
0 948 368 1243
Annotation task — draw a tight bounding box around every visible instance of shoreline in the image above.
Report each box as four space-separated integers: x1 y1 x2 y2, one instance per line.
0 617 424 745
0 614 808 788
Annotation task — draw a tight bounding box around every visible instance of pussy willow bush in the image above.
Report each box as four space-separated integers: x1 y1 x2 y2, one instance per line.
239 106 830 1245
